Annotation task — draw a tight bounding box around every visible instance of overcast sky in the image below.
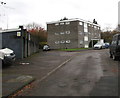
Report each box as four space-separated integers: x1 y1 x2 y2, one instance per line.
0 0 119 30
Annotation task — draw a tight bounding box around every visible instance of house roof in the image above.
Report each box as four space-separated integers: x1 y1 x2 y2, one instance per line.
46 18 100 27
0 28 21 33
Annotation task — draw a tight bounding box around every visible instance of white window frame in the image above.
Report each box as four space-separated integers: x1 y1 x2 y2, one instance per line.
60 40 65 43
84 28 88 32
94 26 97 29
55 33 59 35
85 44 89 48
66 31 70 34
17 32 21 37
99 34 101 37
55 41 59 44
84 36 88 41
84 23 88 32
80 40 83 45
88 24 91 26
60 32 65 35
79 22 83 26
65 22 70 25
89 32 91 34
55 23 59 26
60 23 64 25
66 40 71 44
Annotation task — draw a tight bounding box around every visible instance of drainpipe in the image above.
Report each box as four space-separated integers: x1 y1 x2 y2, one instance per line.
19 26 24 59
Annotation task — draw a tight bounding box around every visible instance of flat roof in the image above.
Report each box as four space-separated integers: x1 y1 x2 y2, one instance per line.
0 28 21 33
46 18 100 27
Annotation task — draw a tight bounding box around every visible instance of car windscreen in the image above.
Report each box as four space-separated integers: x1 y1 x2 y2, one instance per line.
95 43 101 45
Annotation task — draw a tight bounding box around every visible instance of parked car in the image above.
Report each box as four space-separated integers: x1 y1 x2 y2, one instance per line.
43 45 50 51
109 34 120 60
104 43 110 48
93 42 105 49
0 48 15 66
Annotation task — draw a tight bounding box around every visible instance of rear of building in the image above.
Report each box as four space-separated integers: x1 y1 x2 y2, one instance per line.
47 18 101 49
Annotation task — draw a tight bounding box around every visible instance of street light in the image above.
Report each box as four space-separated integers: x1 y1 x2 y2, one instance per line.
0 1 7 29
0 1 14 29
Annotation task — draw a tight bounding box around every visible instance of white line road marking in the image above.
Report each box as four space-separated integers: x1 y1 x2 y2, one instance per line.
36 54 77 83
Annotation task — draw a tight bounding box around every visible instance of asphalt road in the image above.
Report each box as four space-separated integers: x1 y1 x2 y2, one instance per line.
16 49 119 96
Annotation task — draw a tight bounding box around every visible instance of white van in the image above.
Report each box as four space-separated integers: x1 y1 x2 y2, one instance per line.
0 48 15 66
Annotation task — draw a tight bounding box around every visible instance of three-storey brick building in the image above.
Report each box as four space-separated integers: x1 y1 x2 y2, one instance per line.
47 18 101 49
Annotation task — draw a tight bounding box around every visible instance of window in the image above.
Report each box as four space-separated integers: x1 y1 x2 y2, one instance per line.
55 23 59 26
60 23 64 25
94 26 97 29
84 36 88 41
80 41 83 45
79 31 83 35
55 41 59 44
88 24 91 26
66 40 71 43
89 32 91 34
66 31 70 34
84 28 88 32
17 32 21 37
99 34 101 37
79 22 83 26
65 22 70 25
60 32 64 34
84 23 88 32
85 44 89 48
84 23 87 28
60 40 65 43
55 33 59 35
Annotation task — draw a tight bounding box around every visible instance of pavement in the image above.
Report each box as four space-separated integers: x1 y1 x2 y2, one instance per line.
2 75 35 97
2 49 79 97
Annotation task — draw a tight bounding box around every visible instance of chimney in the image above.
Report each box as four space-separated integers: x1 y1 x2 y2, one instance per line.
19 26 24 30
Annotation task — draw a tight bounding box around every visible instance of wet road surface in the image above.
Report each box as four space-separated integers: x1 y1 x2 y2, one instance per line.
18 49 119 96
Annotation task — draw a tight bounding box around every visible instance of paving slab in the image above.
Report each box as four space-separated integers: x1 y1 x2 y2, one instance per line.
2 74 35 97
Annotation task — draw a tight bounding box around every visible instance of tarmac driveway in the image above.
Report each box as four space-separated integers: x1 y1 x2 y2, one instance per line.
3 50 78 79
2 49 119 96
2 50 78 97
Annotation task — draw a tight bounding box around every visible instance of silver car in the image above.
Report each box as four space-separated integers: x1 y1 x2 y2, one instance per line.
43 45 50 51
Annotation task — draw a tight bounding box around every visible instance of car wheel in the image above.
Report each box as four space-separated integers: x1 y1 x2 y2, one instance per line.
112 54 117 60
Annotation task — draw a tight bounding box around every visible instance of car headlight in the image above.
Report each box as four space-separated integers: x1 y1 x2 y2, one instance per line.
4 54 10 57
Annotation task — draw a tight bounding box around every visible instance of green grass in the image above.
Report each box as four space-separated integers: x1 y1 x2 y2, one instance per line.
60 48 89 51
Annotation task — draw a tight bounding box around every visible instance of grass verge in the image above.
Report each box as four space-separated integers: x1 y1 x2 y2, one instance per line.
60 48 89 51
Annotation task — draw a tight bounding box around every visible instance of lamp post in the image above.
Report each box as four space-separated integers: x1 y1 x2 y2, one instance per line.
118 1 120 30
0 1 6 29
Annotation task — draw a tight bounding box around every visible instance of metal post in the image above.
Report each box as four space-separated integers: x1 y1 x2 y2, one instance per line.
92 40 93 48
